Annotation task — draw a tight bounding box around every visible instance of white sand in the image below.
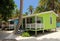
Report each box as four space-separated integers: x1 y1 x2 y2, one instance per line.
6 28 60 40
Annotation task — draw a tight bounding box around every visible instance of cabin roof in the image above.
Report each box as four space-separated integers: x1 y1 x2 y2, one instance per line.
22 11 58 18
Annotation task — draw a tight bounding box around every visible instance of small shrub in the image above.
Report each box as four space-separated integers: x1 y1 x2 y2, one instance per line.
21 32 30 37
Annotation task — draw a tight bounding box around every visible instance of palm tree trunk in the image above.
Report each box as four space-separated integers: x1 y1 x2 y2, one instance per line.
14 0 23 34
31 10 32 14
50 0 54 10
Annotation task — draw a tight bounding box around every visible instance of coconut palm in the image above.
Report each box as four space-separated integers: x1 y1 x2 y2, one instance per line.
28 5 34 14
35 0 60 13
15 9 20 17
14 0 23 34
34 6 46 13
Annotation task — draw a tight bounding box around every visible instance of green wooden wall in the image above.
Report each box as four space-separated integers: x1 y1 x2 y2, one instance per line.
38 12 56 30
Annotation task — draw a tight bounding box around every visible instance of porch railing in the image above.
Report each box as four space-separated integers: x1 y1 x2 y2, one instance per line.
26 23 43 29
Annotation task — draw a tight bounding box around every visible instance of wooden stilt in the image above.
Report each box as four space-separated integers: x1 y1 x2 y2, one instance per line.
35 31 37 37
22 19 23 29
43 29 44 34
55 28 57 32
25 18 26 29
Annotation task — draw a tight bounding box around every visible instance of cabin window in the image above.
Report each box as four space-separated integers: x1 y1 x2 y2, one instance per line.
10 21 14 24
37 17 43 23
50 17 52 24
27 17 35 23
27 18 32 23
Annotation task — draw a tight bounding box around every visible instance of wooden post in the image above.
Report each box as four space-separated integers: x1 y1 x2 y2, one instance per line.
35 30 37 37
35 16 37 36
25 18 27 29
43 29 44 34
29 18 31 30
55 28 57 32
22 19 23 29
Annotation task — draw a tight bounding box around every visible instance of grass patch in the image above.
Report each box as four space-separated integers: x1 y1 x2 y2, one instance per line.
21 32 30 37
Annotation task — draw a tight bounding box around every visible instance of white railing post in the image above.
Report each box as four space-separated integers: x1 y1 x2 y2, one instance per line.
35 16 37 36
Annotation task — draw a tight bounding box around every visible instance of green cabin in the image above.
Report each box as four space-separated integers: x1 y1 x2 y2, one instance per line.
22 11 58 32
8 11 58 36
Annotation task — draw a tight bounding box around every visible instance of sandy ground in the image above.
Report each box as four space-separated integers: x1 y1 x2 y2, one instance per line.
5 28 60 41
0 31 13 39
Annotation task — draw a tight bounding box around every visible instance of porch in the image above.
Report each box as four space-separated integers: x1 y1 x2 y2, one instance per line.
22 15 44 36
22 15 44 30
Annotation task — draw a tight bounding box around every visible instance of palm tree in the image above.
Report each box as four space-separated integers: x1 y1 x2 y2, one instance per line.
15 9 20 17
14 0 23 34
34 6 46 13
35 0 60 13
28 5 34 14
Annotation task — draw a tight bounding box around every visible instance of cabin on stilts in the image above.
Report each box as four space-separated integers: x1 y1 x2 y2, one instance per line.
22 11 58 36
8 11 58 36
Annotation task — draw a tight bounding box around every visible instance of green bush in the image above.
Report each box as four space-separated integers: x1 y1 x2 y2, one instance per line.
21 32 30 37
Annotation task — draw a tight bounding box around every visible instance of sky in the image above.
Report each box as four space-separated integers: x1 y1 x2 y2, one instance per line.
14 0 39 13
